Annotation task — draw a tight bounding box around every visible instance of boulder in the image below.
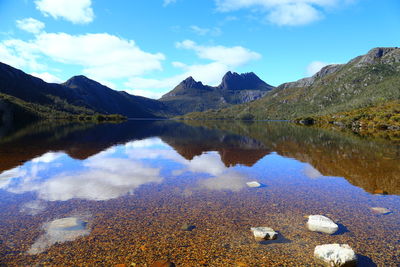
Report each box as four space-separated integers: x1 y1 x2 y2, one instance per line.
250 227 277 240
314 244 357 266
307 215 338 234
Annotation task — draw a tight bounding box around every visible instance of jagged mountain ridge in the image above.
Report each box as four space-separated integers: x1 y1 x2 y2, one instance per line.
183 47 400 120
160 71 274 114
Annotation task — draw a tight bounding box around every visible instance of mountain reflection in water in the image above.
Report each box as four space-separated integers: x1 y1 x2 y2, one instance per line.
0 120 399 195
0 120 399 266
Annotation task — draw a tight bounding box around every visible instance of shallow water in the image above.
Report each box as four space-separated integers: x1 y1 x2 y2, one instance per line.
0 120 399 266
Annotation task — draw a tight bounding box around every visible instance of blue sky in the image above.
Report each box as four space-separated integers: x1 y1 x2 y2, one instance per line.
0 0 399 98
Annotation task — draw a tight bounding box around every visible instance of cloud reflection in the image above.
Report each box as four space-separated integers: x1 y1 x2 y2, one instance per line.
304 164 323 179
38 158 161 201
199 171 248 192
0 137 255 203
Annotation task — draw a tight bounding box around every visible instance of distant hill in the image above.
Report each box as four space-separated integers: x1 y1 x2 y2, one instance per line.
183 47 400 120
0 62 175 124
160 71 274 114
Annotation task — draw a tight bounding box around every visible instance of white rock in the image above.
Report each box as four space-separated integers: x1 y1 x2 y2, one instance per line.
246 181 261 188
370 207 391 215
314 244 357 266
250 227 277 240
307 215 338 234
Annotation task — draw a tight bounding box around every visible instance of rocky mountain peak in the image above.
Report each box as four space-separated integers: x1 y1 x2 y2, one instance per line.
353 47 400 66
218 71 272 91
180 76 204 88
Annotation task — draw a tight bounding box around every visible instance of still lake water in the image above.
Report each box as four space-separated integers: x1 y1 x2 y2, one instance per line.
0 120 399 266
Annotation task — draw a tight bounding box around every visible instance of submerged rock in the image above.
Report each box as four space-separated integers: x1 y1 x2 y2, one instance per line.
49 217 87 231
250 227 277 240
28 216 89 255
314 244 357 266
181 223 196 231
246 181 261 188
307 215 338 234
370 207 392 215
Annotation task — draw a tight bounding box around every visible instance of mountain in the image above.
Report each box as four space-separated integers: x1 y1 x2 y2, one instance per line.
0 62 174 124
160 71 274 114
183 47 400 120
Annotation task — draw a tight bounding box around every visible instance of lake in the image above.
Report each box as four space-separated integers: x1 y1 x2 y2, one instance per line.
0 120 399 266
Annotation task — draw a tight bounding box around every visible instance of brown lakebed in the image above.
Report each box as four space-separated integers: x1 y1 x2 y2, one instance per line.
0 120 399 266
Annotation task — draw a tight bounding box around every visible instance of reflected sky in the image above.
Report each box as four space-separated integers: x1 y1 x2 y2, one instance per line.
0 138 256 204
0 136 351 208
0 121 399 265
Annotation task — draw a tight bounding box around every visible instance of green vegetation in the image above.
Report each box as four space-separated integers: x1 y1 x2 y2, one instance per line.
181 48 400 124
0 93 127 123
295 100 400 142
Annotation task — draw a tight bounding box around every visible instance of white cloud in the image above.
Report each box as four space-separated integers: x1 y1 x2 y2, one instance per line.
0 32 165 83
35 0 94 24
31 72 63 83
214 0 349 26
267 3 322 25
125 40 261 94
163 0 177 6
16 18 45 34
0 39 44 70
34 33 165 80
176 40 261 66
306 60 329 76
125 89 164 99
190 25 222 36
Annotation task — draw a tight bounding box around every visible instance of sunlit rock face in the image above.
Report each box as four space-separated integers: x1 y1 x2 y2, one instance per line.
28 217 90 255
307 215 338 235
250 227 278 241
314 244 357 267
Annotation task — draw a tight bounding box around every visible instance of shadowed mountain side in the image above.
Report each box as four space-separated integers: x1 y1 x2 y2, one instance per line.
0 62 176 120
160 72 274 114
158 123 271 167
184 121 400 195
0 120 165 173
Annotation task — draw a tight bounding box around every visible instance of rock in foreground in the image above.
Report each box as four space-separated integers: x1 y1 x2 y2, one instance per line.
314 244 357 266
250 227 278 240
307 215 339 234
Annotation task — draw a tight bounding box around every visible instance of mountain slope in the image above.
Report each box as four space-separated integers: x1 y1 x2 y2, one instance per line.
160 71 274 114
0 62 174 122
183 47 400 120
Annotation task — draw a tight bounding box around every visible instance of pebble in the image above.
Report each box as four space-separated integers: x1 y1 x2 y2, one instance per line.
307 215 338 234
314 244 357 266
250 227 278 240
